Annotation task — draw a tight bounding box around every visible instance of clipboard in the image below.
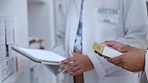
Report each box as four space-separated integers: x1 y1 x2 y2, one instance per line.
12 46 66 65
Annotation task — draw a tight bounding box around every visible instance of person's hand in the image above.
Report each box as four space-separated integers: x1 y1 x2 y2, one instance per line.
104 41 126 50
108 46 146 72
58 52 94 76
94 41 127 59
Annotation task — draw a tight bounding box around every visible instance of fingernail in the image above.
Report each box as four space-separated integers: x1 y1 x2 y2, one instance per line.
58 69 61 72
63 72 67 74
59 61 62 64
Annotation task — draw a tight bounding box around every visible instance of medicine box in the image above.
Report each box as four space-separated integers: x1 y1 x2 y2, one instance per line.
92 42 123 58
0 17 5 44
0 57 14 82
0 45 6 57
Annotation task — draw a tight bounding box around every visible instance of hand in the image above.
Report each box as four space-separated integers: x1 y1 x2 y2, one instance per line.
108 46 146 72
104 41 126 50
58 52 94 76
95 41 127 59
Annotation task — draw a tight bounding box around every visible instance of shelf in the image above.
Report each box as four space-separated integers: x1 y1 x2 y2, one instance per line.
2 71 23 83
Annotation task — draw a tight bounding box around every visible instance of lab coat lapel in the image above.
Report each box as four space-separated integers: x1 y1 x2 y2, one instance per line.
68 0 82 52
145 52 148 81
73 0 82 14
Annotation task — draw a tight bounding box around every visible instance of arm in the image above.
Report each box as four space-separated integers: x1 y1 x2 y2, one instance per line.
97 41 146 72
94 0 148 76
108 45 146 72
116 0 148 49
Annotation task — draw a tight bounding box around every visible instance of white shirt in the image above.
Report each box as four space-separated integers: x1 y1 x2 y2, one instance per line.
74 0 84 51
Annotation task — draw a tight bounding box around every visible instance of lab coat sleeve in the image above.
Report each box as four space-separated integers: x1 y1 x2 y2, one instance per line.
145 51 148 81
51 0 69 57
117 0 148 49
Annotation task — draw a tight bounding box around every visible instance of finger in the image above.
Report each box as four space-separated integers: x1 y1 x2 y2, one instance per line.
95 52 104 57
59 60 78 71
60 57 76 65
104 41 117 47
59 58 71 64
118 45 131 53
103 55 110 59
63 65 80 74
59 65 72 72
99 53 109 58
94 50 105 57
107 55 123 65
97 53 109 59
59 64 71 72
71 52 81 56
74 50 82 54
115 62 124 68
70 69 83 76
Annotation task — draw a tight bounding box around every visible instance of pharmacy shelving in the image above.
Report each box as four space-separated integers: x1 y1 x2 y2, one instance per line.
0 0 64 83
28 0 56 50
28 0 59 83
0 0 30 83
27 0 66 83
3 70 24 83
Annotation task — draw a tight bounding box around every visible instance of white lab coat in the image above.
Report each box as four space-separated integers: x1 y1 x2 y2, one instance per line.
143 52 148 83
53 0 148 83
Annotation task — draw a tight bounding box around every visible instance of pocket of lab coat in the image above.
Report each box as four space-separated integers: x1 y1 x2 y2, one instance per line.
102 76 128 83
103 0 121 9
94 22 121 41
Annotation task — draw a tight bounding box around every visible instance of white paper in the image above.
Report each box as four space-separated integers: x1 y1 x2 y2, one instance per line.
12 46 66 64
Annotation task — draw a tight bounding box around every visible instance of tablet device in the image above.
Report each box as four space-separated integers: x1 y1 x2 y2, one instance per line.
12 46 66 65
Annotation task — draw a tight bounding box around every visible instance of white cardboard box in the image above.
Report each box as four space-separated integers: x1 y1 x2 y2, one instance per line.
0 45 6 57
93 42 123 58
5 16 15 44
7 45 15 57
0 17 5 44
0 57 14 82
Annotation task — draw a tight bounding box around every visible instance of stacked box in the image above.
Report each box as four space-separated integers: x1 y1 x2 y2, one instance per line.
0 17 7 58
0 17 5 45
0 57 14 82
5 16 15 45
5 16 16 80
0 16 15 82
0 45 6 57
